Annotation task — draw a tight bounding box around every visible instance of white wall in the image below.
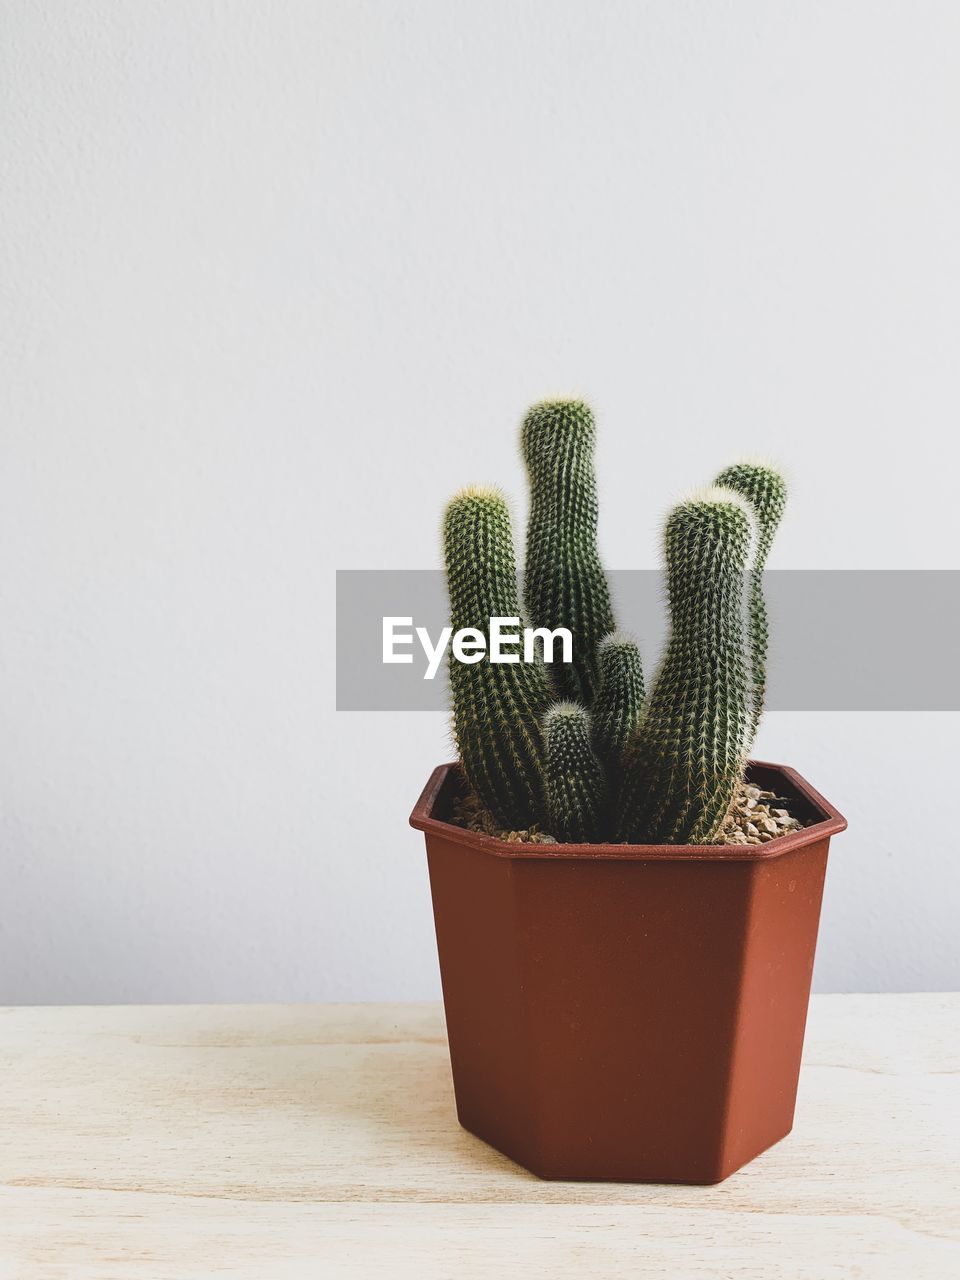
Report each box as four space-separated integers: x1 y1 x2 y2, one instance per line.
2 1 958 1002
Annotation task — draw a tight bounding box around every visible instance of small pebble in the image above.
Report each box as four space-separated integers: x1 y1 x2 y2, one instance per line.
718 780 808 846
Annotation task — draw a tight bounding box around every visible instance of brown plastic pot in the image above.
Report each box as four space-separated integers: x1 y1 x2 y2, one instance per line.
410 760 846 1184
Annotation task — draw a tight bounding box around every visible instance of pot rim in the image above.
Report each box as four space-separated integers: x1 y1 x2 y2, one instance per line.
410 760 847 862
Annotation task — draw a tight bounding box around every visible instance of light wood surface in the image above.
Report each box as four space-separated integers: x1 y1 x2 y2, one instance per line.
0 995 957 1279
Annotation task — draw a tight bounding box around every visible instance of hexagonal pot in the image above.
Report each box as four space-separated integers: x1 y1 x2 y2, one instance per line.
410 760 846 1184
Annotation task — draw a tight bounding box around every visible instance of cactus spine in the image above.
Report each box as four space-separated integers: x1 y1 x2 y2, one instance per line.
714 462 787 744
543 702 609 843
592 632 644 781
617 490 755 844
443 487 551 830
521 400 615 704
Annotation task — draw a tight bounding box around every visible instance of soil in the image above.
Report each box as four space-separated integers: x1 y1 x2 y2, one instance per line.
451 781 810 846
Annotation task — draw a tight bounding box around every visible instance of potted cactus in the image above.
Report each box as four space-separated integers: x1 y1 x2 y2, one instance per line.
410 400 846 1185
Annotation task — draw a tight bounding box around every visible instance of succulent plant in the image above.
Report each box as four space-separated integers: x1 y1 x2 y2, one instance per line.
440 400 785 845
543 702 609 843
521 400 615 704
442 486 551 830
591 632 645 784
616 490 755 844
714 461 787 744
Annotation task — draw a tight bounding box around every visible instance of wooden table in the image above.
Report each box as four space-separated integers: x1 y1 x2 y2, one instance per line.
0 995 957 1278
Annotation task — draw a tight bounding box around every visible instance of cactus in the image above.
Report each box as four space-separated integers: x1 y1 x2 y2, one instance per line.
617 490 755 844
543 702 609 843
714 461 787 744
443 487 551 830
592 632 644 781
521 399 615 704
440 398 787 845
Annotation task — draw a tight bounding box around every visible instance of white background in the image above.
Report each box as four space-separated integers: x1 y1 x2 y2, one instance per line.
2 1 958 1002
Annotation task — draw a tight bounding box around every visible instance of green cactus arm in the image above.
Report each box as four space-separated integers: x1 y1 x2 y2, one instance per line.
592 632 645 779
617 489 755 844
443 486 551 830
714 461 787 745
543 701 609 843
521 399 615 705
